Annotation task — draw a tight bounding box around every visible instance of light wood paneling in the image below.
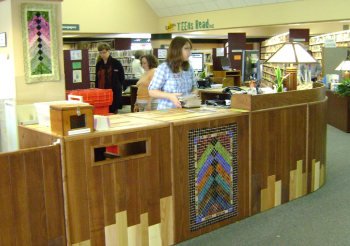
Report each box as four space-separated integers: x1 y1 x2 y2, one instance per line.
0 145 65 246
275 180 281 207
62 126 171 245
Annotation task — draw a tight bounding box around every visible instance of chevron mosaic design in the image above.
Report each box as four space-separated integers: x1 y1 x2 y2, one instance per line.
27 11 52 75
189 123 238 231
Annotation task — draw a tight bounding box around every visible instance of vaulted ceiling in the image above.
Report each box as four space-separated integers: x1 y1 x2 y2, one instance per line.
145 0 301 18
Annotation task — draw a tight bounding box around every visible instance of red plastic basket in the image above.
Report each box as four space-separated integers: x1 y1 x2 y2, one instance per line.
94 106 109 115
106 145 118 154
68 89 113 107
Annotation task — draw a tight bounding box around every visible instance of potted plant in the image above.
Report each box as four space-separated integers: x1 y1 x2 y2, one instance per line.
335 78 350 97
274 66 284 92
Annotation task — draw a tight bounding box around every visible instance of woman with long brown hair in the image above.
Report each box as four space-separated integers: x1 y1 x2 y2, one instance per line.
148 36 198 109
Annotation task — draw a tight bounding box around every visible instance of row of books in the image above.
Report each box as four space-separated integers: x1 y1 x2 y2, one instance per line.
310 30 350 45
260 44 283 54
261 33 289 47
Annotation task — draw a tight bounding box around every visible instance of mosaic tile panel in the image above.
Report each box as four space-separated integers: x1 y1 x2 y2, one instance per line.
189 123 238 231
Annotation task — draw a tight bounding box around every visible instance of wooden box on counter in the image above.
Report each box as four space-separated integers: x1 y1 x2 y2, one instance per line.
50 103 94 136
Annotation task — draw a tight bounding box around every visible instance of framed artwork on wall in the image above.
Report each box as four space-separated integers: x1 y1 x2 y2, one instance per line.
0 32 6 47
21 3 60 83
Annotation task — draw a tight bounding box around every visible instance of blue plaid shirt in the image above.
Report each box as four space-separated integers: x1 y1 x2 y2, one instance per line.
148 62 198 109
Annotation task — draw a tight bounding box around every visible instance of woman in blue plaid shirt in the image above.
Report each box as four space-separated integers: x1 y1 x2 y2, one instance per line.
148 36 199 109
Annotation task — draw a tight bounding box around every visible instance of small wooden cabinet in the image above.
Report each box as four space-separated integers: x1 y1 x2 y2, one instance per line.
213 70 241 86
326 90 350 133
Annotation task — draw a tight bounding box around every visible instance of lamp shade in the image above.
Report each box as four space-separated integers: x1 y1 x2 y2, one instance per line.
335 60 350 71
265 42 318 64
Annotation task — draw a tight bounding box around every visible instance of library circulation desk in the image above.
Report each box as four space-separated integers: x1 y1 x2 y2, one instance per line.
1 83 327 246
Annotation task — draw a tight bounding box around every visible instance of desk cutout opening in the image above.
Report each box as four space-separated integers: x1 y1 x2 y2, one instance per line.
93 138 149 165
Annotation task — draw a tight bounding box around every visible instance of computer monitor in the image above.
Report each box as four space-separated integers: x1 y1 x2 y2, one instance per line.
221 58 231 71
242 50 260 82
189 53 204 72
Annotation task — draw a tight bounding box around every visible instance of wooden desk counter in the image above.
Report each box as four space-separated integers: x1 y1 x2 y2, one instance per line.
15 81 328 246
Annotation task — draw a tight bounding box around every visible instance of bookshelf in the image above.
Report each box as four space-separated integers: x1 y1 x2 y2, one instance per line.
309 30 350 65
88 50 135 88
260 29 309 86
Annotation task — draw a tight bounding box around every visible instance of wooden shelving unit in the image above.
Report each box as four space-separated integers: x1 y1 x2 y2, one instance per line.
212 70 241 87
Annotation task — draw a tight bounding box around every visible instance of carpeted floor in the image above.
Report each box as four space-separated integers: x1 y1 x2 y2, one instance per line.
176 125 350 246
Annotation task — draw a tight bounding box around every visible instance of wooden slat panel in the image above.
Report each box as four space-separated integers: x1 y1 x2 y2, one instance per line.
127 224 141 245
149 223 162 246
289 169 297 201
138 154 150 215
85 137 105 244
102 163 116 226
172 123 200 242
90 229 105 246
237 115 250 219
157 127 172 199
65 140 90 244
302 172 308 196
101 135 115 227
260 188 268 212
267 175 275 210
280 109 290 187
274 110 283 182
115 211 128 245
24 150 48 246
146 129 161 226
9 154 31 245
314 161 321 191
251 113 265 177
160 196 174 246
41 146 65 242
0 155 16 246
113 134 127 213
126 158 141 227
104 224 117 246
308 101 327 193
137 131 150 216
275 180 281 207
281 185 289 204
267 111 276 177
251 173 261 215
140 213 149 245
320 164 325 187
296 160 303 198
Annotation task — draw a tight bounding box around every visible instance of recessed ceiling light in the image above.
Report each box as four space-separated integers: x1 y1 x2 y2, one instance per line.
340 20 350 22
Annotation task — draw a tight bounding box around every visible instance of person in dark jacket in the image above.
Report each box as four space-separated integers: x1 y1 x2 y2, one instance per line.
95 43 125 113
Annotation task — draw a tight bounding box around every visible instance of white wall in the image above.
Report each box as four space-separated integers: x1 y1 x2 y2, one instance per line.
0 0 16 100
61 0 159 34
10 0 66 105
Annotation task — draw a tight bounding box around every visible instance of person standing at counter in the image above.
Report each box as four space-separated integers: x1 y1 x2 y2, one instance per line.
132 50 145 79
95 43 125 114
134 54 159 112
299 50 322 82
148 36 199 109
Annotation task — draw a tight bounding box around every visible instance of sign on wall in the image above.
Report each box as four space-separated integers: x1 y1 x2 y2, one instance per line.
166 19 214 32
